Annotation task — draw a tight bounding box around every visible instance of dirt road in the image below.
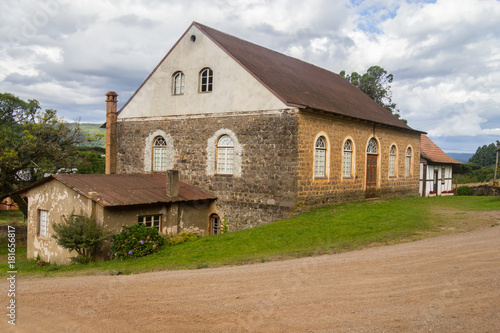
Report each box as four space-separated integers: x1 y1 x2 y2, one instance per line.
3 226 500 332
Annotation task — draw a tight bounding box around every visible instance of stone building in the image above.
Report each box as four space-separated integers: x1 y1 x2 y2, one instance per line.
18 172 216 264
106 22 424 231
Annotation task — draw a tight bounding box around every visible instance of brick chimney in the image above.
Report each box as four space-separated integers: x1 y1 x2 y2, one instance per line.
166 170 179 198
105 91 118 174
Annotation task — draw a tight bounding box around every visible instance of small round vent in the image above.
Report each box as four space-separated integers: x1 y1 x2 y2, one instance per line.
190 35 196 42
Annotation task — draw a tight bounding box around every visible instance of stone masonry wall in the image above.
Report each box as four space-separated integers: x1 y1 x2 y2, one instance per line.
115 110 300 230
297 111 420 209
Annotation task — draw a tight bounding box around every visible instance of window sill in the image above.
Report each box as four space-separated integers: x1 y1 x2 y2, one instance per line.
342 176 354 180
215 173 233 177
314 177 328 180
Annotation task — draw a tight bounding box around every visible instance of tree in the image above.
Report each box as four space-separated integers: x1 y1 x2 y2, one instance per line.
468 143 497 167
52 212 109 264
0 92 86 214
340 65 405 122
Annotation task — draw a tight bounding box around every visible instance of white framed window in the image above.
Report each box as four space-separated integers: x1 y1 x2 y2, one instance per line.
406 147 412 177
200 68 213 92
172 71 185 95
315 136 327 178
343 140 353 178
389 145 396 177
441 167 446 184
153 136 167 171
39 210 49 237
217 135 234 175
138 215 161 232
367 138 378 155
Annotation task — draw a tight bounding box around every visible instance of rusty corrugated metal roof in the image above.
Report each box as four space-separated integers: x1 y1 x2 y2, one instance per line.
420 134 460 164
23 174 216 207
194 22 419 132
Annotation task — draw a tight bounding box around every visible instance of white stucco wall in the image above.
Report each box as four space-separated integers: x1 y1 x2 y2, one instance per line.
118 25 287 119
419 164 454 197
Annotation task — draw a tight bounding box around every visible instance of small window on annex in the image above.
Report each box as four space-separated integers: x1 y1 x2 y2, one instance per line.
210 214 221 235
200 68 213 92
343 140 353 178
405 147 412 177
153 136 168 171
314 136 327 178
217 135 234 175
138 215 161 232
172 71 185 95
389 145 397 177
39 210 49 237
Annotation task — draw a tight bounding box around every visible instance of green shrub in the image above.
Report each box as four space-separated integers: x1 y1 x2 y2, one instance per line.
52 212 108 264
164 231 200 246
456 185 472 196
110 224 164 260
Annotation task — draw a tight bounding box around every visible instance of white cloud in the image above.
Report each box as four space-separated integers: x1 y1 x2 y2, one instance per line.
0 0 499 152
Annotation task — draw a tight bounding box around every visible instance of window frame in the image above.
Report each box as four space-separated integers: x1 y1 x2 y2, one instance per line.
138 215 162 232
172 71 185 95
152 136 168 172
216 135 234 175
405 147 412 177
389 145 397 177
343 139 353 178
39 209 49 237
199 68 213 93
314 136 327 178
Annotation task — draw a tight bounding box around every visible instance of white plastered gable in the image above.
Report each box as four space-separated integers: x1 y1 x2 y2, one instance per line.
119 25 287 119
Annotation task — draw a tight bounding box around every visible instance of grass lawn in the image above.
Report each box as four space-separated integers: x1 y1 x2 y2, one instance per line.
1 196 499 278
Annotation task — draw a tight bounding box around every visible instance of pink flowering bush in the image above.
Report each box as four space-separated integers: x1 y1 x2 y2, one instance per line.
110 224 164 260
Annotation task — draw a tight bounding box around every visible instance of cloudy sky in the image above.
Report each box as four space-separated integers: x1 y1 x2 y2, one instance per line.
1 0 499 154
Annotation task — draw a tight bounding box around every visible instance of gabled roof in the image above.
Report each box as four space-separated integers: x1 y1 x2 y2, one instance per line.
420 134 460 164
118 22 420 133
18 174 216 207
194 22 416 131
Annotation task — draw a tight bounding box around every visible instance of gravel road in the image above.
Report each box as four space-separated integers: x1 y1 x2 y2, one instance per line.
3 226 500 332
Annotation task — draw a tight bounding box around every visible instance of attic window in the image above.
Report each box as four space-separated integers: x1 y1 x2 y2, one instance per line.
200 68 213 92
190 35 196 42
172 71 185 95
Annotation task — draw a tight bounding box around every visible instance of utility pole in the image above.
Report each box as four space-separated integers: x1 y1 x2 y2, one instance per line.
494 141 500 187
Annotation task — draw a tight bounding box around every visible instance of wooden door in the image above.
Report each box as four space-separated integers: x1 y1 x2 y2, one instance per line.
366 154 378 198
433 169 438 193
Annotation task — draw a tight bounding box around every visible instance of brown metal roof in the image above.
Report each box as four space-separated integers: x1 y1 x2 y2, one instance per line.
420 134 460 164
194 22 418 132
21 174 216 207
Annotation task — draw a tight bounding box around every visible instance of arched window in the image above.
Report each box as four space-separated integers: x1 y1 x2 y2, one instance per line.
200 68 213 92
389 145 396 177
153 136 167 171
367 138 378 154
217 135 234 174
405 147 412 177
172 71 185 95
343 140 353 178
314 136 327 178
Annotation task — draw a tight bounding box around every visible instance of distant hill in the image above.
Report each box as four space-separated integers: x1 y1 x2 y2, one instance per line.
447 153 472 163
67 123 105 148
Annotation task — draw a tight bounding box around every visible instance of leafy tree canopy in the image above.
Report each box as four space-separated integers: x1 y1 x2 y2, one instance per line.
468 142 498 167
340 65 405 123
0 92 93 214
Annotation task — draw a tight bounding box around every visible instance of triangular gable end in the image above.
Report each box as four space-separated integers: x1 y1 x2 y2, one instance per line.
118 22 288 119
